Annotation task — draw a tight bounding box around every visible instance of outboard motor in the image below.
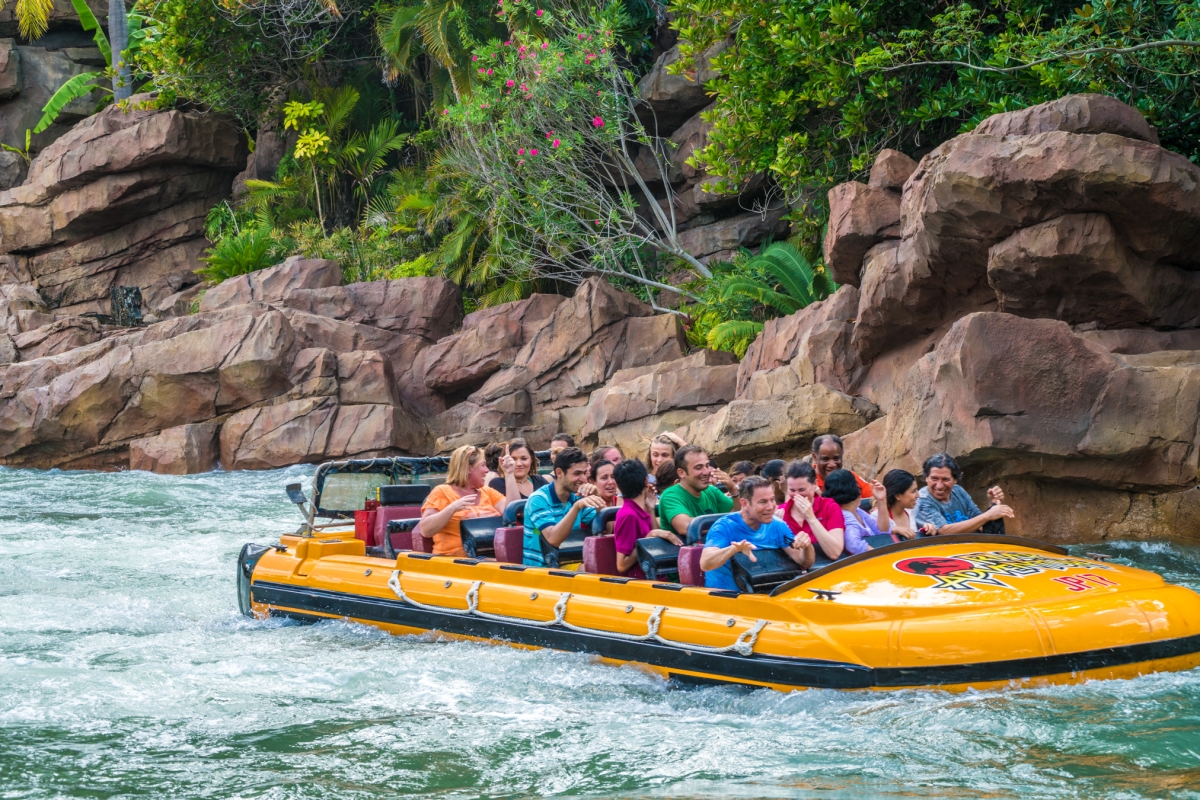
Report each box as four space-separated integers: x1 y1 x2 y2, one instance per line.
731 549 804 594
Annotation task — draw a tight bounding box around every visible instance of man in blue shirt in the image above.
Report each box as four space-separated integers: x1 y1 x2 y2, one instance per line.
523 447 606 566
913 453 1015 535
701 476 814 591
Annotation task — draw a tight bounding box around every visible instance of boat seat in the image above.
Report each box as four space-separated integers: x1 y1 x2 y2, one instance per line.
864 533 900 549
503 500 526 526
731 549 803 594
410 526 434 553
591 506 619 535
379 484 432 506
677 545 705 586
374 505 421 548
636 537 679 582
353 508 378 543
385 518 419 558
460 516 504 559
494 526 524 564
542 531 587 569
685 514 726 545
582 535 619 575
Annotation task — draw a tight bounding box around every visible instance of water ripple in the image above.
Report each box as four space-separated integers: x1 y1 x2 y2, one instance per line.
1 467 1199 798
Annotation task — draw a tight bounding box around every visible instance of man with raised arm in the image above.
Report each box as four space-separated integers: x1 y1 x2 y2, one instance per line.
913 453 1015 536
700 477 814 591
523 447 606 566
657 445 736 538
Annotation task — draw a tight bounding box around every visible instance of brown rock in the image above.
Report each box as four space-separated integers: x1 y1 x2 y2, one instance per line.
0 255 30 284
129 422 219 474
1077 328 1200 355
581 349 738 438
0 38 18 101
868 149 918 191
198 256 342 312
288 347 337 399
337 350 398 406
220 396 337 470
420 292 564 397
973 93 1158 143
0 331 14 364
12 316 102 360
636 42 725 136
822 182 901 287
0 151 25 191
278 276 462 341
677 207 789 259
677 383 879 462
736 285 860 397
326 403 427 458
988 213 1200 328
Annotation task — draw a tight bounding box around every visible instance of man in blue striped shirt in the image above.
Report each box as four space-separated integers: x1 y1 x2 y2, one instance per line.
523 447 606 566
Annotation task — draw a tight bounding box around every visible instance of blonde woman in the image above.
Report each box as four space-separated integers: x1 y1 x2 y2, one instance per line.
419 445 509 557
645 432 686 474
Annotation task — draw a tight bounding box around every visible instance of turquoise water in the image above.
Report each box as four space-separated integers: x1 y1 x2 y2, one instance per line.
1 467 1199 799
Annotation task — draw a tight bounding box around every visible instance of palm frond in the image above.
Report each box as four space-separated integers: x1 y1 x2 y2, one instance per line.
719 278 802 315
706 320 764 358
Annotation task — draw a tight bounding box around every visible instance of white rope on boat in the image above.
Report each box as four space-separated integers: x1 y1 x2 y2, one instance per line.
388 571 769 656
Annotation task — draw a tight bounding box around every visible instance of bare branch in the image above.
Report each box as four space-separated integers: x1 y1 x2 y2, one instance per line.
880 39 1200 74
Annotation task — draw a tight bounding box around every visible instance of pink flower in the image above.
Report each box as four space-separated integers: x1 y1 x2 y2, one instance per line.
552 138 560 147
472 55 478 61
531 148 538 155
486 69 493 75
592 116 604 128
597 90 603 96
535 8 543 15
520 83 528 91
577 33 584 40
545 130 554 138
504 40 512 46
442 109 449 115
518 45 526 53
506 79 515 87
478 67 485 73
541 42 548 50
518 148 526 155
517 159 524 166
594 219 601 225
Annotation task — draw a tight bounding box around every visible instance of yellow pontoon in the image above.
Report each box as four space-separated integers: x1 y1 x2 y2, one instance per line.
237 458 1200 692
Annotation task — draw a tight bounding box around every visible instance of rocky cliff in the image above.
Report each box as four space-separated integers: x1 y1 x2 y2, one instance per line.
3 93 1200 545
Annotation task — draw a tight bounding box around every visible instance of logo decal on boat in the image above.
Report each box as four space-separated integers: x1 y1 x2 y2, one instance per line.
894 551 1114 591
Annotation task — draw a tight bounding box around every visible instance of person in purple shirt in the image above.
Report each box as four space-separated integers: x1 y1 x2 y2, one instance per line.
823 469 889 555
612 460 681 578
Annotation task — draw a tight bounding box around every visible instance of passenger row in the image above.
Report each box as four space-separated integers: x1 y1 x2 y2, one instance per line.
355 434 1018 593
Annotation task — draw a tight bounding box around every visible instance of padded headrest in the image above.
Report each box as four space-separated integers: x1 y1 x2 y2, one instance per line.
591 506 619 535
387 518 422 533
379 484 432 506
731 549 803 593
460 516 504 537
685 513 726 545
504 499 527 525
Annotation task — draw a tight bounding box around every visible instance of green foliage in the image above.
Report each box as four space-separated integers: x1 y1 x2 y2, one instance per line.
12 0 54 39
684 240 836 357
669 0 1200 246
71 0 112 65
197 226 286 282
33 72 106 134
0 130 32 165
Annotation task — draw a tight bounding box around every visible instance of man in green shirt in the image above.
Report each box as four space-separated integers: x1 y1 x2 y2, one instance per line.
658 445 736 537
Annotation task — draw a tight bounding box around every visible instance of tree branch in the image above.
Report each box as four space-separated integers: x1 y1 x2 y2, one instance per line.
880 39 1200 74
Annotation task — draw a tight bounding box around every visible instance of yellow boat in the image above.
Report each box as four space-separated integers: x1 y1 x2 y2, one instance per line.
237 458 1200 692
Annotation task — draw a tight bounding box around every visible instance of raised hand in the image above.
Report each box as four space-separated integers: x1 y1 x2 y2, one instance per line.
791 493 814 522
732 540 758 562
713 468 736 490
870 479 888 507
987 485 1005 505
499 444 517 477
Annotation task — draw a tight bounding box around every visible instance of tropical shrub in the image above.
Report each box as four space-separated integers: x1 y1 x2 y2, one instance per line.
686 241 836 357
197 226 286 282
669 0 1200 245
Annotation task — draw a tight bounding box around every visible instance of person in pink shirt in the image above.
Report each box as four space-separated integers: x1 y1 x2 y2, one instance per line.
611 459 681 578
779 460 846 560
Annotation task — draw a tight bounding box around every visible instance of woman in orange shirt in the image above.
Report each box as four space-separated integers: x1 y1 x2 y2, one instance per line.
418 445 510 556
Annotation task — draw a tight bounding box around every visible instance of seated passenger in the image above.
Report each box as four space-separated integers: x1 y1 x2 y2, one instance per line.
549 433 575 462
591 445 624 467
729 460 757 486
590 459 619 507
658 445 736 538
523 447 606 566
914 453 1015 535
882 469 936 539
779 461 846 559
612 459 682 578
653 459 678 492
700 476 814 590
645 432 685 475
824 469 887 555
812 434 873 500
760 459 787 504
483 441 505 485
488 438 548 502
419 445 508 557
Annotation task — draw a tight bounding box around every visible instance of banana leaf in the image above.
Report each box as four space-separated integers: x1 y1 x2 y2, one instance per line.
70 0 111 66
33 72 105 134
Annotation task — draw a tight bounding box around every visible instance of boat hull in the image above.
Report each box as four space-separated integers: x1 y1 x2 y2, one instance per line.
241 536 1200 692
